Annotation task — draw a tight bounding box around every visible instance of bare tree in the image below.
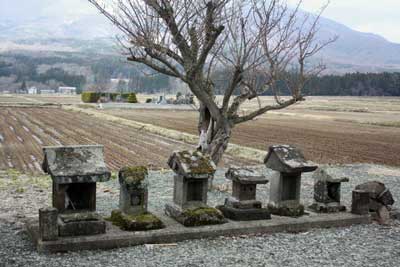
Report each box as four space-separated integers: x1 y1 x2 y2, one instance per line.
88 0 336 165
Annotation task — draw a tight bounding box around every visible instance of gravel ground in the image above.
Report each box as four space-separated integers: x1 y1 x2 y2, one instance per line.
1 163 400 267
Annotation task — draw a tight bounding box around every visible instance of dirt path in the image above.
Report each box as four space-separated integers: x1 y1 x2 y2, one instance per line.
101 109 400 167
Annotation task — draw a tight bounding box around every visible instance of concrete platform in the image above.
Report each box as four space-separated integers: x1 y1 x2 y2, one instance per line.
26 211 371 253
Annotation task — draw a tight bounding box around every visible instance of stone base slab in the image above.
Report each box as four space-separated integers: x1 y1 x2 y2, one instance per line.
308 203 347 213
217 205 271 221
26 211 371 253
268 203 305 217
58 218 106 237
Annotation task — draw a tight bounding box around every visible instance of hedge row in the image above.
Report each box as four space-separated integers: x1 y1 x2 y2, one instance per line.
81 92 138 103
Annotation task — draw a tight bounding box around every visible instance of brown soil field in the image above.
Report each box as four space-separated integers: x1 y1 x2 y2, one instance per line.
0 107 254 174
101 109 400 167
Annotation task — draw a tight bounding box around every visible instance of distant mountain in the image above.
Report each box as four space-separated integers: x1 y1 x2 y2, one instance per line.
1 1 400 73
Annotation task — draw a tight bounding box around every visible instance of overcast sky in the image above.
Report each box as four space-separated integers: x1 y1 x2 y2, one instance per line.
1 0 399 43
288 0 400 43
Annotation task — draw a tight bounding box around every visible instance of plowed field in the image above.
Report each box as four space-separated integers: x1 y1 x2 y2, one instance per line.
0 107 254 174
101 109 400 167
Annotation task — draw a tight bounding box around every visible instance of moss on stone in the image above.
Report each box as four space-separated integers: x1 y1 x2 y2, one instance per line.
267 204 305 217
177 151 215 175
179 207 226 227
119 166 148 185
108 209 164 231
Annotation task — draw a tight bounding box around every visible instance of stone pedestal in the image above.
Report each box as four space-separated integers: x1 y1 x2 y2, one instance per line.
217 168 270 221
264 145 317 217
309 168 349 213
351 190 370 215
165 151 226 226
39 207 58 241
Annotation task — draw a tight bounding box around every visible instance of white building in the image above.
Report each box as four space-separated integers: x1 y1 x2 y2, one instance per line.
28 87 38 94
40 89 56 94
59 86 77 95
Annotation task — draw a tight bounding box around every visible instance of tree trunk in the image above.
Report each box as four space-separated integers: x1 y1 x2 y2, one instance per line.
206 124 231 165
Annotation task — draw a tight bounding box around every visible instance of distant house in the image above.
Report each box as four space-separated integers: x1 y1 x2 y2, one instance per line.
40 89 56 94
59 86 77 95
28 87 38 95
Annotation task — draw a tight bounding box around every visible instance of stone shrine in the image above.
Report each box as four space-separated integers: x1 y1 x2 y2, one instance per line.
41 145 110 237
309 167 349 213
264 145 317 217
165 150 226 226
217 167 271 221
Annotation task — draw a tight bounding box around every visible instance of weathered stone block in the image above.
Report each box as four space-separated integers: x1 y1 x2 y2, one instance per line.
309 168 349 213
58 220 106 237
217 205 271 221
119 166 149 216
351 190 370 215
225 197 262 209
267 202 305 217
108 210 164 231
355 181 395 211
39 207 58 241
165 203 226 227
172 175 208 208
58 212 106 237
269 172 301 207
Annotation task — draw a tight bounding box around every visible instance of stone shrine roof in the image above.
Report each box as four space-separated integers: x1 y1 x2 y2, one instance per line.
312 167 349 183
264 145 317 173
168 150 216 178
225 167 268 184
42 145 111 184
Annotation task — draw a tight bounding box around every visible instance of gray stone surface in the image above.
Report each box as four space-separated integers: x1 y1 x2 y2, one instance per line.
58 216 106 237
217 205 271 221
352 190 370 215
310 167 349 213
172 175 208 209
168 150 216 179
225 167 268 184
355 181 395 210
42 145 111 184
264 145 318 173
39 208 58 241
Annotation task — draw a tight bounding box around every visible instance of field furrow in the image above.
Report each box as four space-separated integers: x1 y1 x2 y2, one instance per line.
0 107 253 174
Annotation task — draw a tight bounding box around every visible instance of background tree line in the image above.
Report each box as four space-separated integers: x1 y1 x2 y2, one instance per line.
1 52 400 96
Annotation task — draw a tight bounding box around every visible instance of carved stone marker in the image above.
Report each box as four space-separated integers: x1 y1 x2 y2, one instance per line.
217 167 271 221
351 190 370 215
165 151 226 226
39 207 58 241
108 166 164 231
309 168 349 213
42 145 110 237
264 145 317 217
